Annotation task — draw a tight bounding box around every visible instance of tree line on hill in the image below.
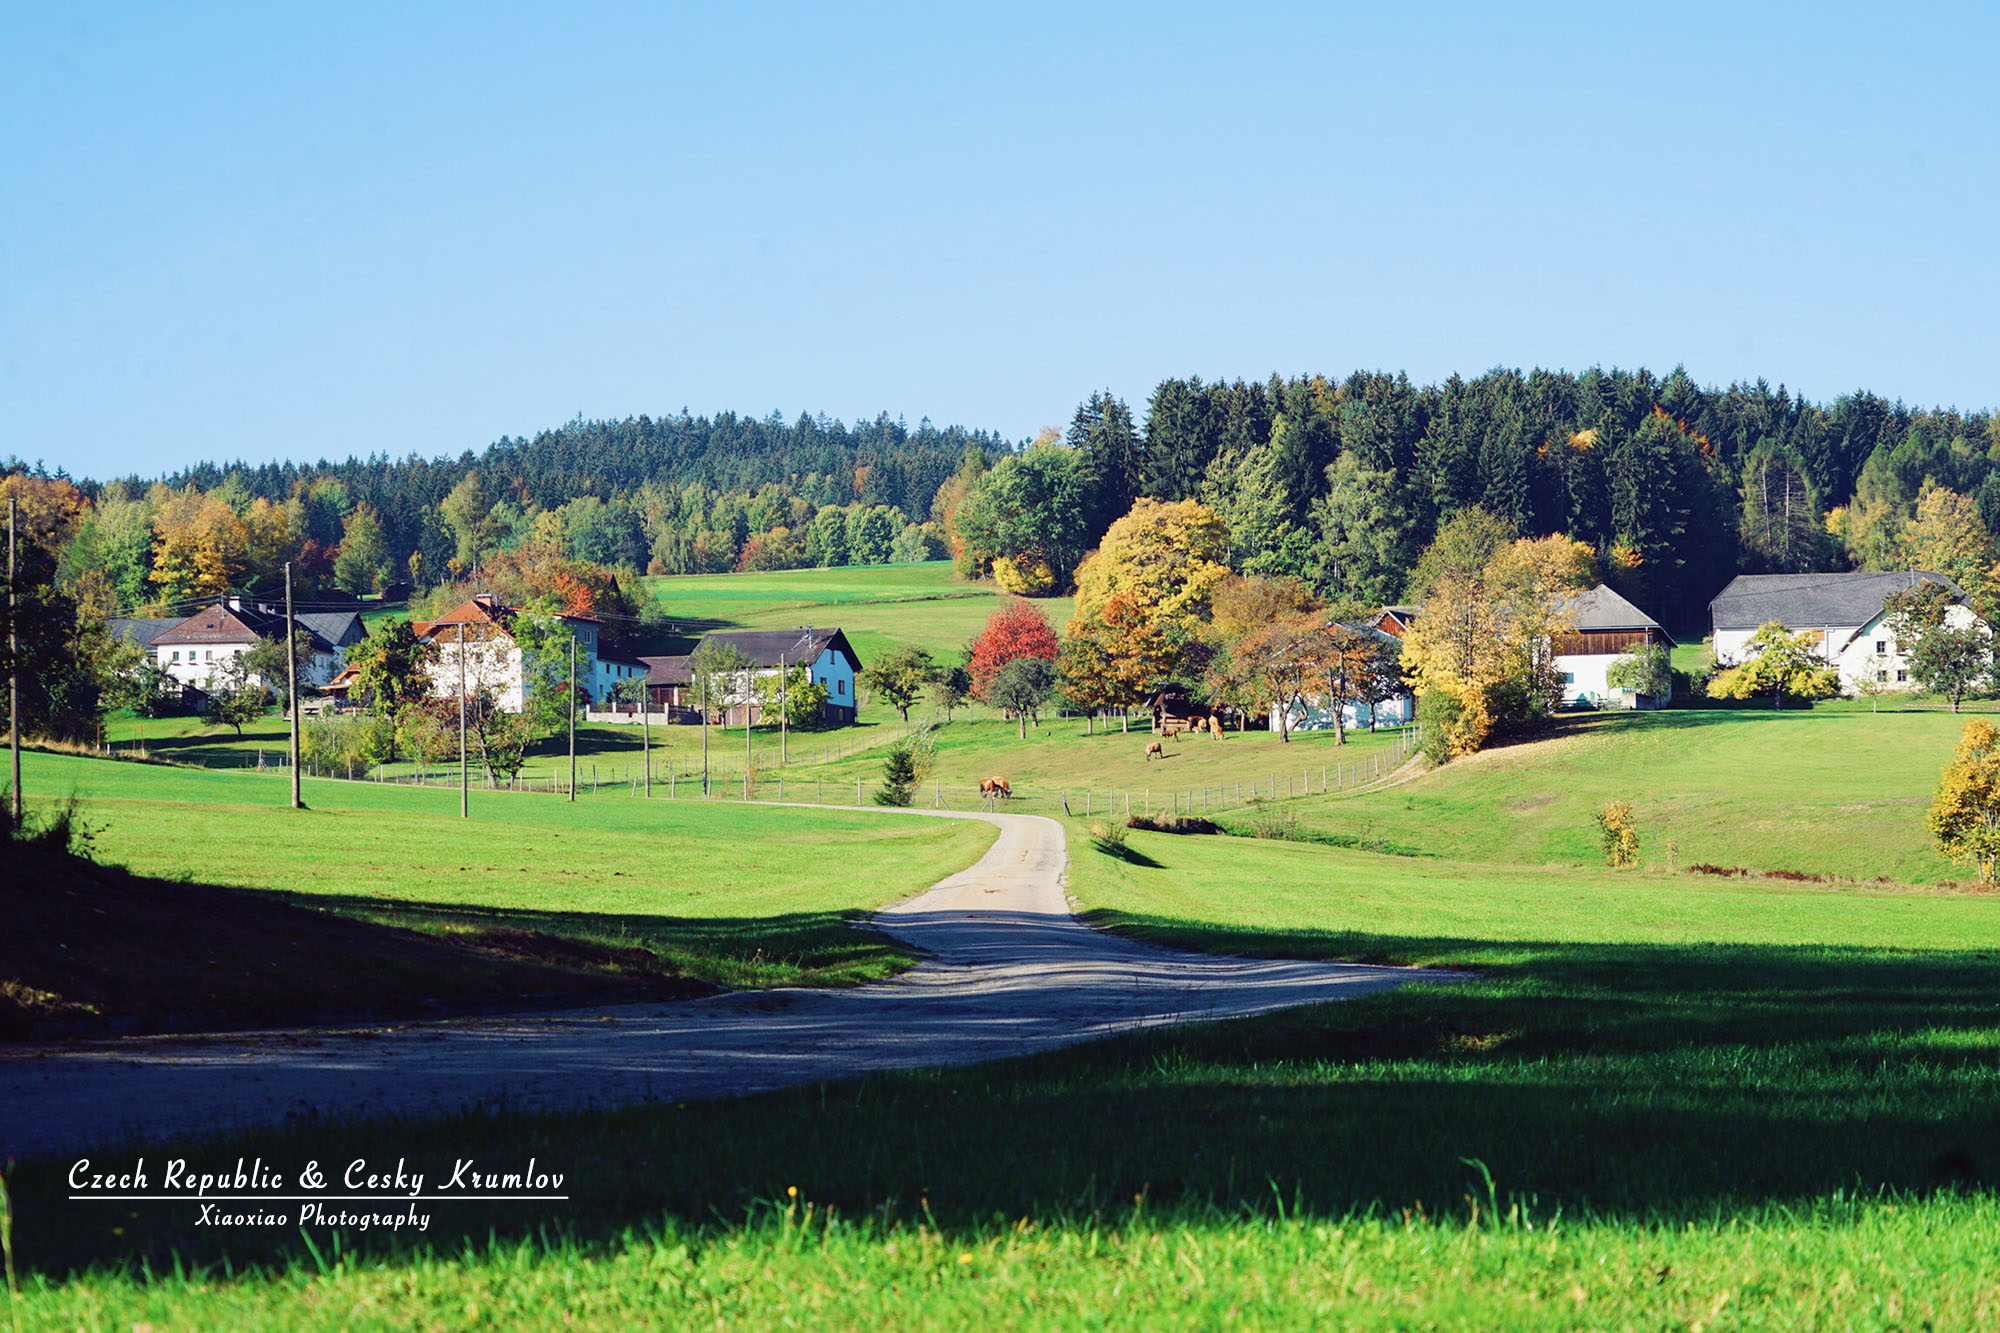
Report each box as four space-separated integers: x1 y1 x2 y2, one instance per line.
8 366 2000 746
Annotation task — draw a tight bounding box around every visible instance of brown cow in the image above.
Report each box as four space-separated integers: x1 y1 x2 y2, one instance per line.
979 776 1012 800
1208 714 1224 738
1144 741 1164 761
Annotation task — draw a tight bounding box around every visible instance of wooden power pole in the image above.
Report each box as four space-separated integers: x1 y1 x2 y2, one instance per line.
567 634 577 802
284 561 301 809
7 496 18 826
458 621 468 819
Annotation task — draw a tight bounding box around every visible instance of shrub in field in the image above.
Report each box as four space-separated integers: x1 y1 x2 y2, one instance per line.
1597 800 1640 868
1087 818 1129 858
1244 806 1303 842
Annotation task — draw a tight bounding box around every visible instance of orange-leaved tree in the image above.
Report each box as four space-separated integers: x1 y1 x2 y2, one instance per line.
968 597 1060 702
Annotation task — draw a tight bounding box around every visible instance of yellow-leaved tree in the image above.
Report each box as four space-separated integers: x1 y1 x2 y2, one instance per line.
1929 718 2000 882
1398 521 1596 757
1072 498 1232 623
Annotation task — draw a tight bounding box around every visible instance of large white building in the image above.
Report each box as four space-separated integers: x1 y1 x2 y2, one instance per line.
414 594 613 712
119 599 365 695
1708 571 1982 692
692 628 863 727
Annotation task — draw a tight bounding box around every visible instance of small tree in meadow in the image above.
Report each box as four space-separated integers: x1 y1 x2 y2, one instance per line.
206 656 269 738
989 657 1057 739
861 644 942 725
1596 800 1640 868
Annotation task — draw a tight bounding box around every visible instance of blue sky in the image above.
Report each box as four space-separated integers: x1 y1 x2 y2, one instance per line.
5 3 1997 479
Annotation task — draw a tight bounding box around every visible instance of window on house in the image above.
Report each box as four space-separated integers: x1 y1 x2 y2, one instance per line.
1562 672 1574 685
1876 670 1887 682
171 650 180 662
1875 640 1886 653
838 679 846 696
1897 670 1909 682
205 650 213 662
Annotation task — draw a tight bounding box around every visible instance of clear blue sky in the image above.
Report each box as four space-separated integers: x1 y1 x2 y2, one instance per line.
5 3 1997 480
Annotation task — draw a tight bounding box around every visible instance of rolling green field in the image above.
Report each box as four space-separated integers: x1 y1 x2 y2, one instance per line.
643 560 1073 666
1261 705 1977 884
16 750 994 990
17 786 2000 1326
15 655 2000 1324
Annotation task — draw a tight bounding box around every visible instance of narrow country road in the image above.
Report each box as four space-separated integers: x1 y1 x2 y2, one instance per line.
1 810 1461 1160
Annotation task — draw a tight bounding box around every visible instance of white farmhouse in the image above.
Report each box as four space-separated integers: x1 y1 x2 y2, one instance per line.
414 594 608 712
1708 571 1981 692
1554 584 1675 709
135 599 364 695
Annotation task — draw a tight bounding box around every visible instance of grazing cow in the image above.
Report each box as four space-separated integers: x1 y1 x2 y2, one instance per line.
979 776 1012 800
1144 741 1164 761
1208 714 1225 738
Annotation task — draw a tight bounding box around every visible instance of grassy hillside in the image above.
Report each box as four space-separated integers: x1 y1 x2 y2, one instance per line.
643 560 1074 666
16 750 995 991
1256 705 1975 884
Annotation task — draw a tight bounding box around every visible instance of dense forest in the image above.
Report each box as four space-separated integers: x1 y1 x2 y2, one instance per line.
10 367 1999 636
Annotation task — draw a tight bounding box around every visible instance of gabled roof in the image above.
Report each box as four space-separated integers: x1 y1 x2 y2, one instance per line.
696 628 861 672
414 594 601 643
640 654 692 686
149 600 350 653
1709 572 1964 631
149 603 266 647
1560 583 1672 639
107 617 184 649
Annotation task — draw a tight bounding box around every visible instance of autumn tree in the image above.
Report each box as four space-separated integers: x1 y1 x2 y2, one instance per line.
1072 498 1232 624
1929 718 2000 881
1291 618 1403 745
1058 592 1202 734
149 488 247 602
1898 481 1998 614
1706 623 1841 709
1224 617 1316 742
967 598 1060 701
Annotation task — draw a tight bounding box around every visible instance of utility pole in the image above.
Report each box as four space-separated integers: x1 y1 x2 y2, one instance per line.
778 650 787 768
641 679 651 798
567 633 578 803
744 662 752 795
7 496 19 826
457 621 468 819
284 561 301 810
700 669 710 794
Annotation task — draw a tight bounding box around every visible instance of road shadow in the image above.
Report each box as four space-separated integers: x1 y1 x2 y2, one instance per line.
17 919 2000 1277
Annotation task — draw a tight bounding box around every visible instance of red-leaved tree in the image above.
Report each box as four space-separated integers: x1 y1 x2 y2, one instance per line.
968 597 1060 701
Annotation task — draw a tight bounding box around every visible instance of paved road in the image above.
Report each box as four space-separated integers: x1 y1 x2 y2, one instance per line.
1 810 1461 1160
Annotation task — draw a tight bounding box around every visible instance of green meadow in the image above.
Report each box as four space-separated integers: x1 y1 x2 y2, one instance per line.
16 749 993 991
642 559 1074 665
1258 704 1981 884
12 703 2000 1325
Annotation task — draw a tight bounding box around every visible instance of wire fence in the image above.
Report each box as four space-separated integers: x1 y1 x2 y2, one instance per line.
95 725 1423 816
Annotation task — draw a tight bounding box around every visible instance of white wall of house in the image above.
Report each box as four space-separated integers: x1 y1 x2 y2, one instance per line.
425 637 527 712
1715 604 1983 694
1269 693 1414 732
1559 652 1622 707
155 641 342 692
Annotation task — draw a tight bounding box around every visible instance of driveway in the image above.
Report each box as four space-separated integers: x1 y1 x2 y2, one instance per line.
0 809 1460 1159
